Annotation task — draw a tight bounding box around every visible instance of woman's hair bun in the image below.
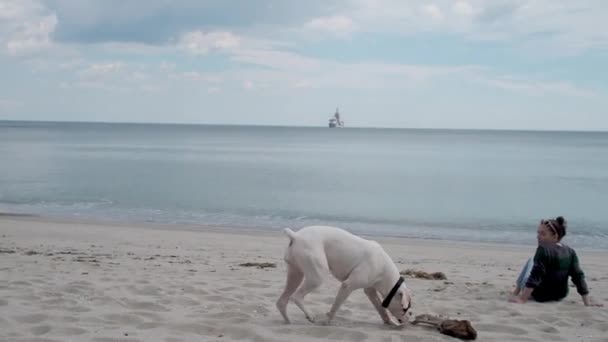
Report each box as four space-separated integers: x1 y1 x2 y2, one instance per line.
555 216 566 228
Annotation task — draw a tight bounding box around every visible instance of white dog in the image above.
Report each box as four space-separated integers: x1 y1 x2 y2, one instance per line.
276 225 412 325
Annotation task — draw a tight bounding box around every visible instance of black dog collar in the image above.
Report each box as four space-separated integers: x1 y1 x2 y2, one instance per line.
381 276 405 308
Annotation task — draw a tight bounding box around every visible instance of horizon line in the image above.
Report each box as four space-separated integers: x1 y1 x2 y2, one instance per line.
1 119 607 134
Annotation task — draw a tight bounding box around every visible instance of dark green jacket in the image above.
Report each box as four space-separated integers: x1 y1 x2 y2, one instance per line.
526 243 589 302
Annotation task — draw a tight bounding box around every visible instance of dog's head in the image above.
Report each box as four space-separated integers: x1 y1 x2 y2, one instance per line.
387 285 412 323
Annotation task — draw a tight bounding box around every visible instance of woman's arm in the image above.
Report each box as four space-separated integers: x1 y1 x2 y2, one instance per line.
569 250 603 307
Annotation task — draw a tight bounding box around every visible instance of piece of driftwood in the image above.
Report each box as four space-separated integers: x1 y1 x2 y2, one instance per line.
412 314 477 340
400 269 447 280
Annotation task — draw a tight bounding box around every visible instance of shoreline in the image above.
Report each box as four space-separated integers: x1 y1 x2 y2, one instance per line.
2 211 608 254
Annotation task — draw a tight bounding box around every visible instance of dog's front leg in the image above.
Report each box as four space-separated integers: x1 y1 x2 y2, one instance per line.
324 281 355 325
363 288 399 326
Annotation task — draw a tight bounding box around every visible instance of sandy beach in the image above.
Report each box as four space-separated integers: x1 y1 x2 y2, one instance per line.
1 216 607 342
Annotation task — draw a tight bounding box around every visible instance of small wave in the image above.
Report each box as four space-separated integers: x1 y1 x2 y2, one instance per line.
1 202 607 249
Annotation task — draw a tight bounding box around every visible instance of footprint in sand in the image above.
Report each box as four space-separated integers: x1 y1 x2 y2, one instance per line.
209 311 251 323
13 313 49 324
174 297 200 307
171 323 217 335
30 325 52 336
222 326 270 341
243 282 270 289
130 285 162 296
218 286 238 292
136 322 163 330
103 313 144 325
312 327 368 342
131 311 164 321
123 299 170 312
41 297 76 307
244 305 271 315
10 280 32 286
539 325 559 333
164 338 185 342
513 317 542 325
56 326 88 335
91 338 142 342
19 294 42 301
0 316 9 328
475 323 528 335
204 295 235 303
61 316 80 323
65 305 92 313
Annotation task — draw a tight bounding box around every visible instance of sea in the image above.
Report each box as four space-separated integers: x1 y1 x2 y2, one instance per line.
1 121 607 249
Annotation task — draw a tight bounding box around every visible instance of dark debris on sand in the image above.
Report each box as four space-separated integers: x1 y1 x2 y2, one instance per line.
401 269 447 280
239 262 277 269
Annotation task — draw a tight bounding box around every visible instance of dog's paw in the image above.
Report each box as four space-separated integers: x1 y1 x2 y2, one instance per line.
317 313 333 326
384 318 400 326
305 315 316 323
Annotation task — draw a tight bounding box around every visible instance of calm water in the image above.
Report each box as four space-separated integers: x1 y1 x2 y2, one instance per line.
1 121 607 248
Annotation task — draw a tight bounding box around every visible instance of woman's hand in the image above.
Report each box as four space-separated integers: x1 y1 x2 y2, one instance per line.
583 296 603 307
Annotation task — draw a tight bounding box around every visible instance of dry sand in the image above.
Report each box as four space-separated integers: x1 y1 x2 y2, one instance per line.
1 216 607 342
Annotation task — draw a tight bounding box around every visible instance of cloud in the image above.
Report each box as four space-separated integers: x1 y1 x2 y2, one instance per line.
170 71 222 83
79 62 123 77
453 1 474 16
421 4 444 21
346 0 608 54
304 15 357 37
4 0 604 57
178 31 240 55
40 0 348 44
0 0 57 56
473 75 597 98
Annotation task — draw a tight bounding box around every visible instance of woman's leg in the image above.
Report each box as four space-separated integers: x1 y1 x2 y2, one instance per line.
513 257 534 296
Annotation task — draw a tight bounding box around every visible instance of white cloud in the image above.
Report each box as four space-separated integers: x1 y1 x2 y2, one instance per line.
171 71 222 83
421 4 443 21
230 48 322 72
178 31 240 55
344 0 608 54
0 0 57 56
79 62 123 79
453 1 474 16
473 75 596 98
304 15 357 37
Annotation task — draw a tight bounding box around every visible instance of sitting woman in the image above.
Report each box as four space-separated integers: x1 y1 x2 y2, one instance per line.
510 216 602 306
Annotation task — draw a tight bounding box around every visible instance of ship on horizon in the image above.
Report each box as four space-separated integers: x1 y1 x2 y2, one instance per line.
328 107 344 128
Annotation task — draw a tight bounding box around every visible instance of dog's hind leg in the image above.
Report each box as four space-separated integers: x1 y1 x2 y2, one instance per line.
276 263 304 324
292 257 325 323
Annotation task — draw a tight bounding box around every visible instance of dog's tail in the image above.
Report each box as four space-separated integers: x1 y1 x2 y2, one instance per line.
283 228 297 242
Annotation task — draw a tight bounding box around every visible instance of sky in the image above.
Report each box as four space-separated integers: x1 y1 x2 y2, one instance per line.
0 0 607 130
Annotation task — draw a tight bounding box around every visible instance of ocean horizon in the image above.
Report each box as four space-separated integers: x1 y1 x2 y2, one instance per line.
1 120 607 249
